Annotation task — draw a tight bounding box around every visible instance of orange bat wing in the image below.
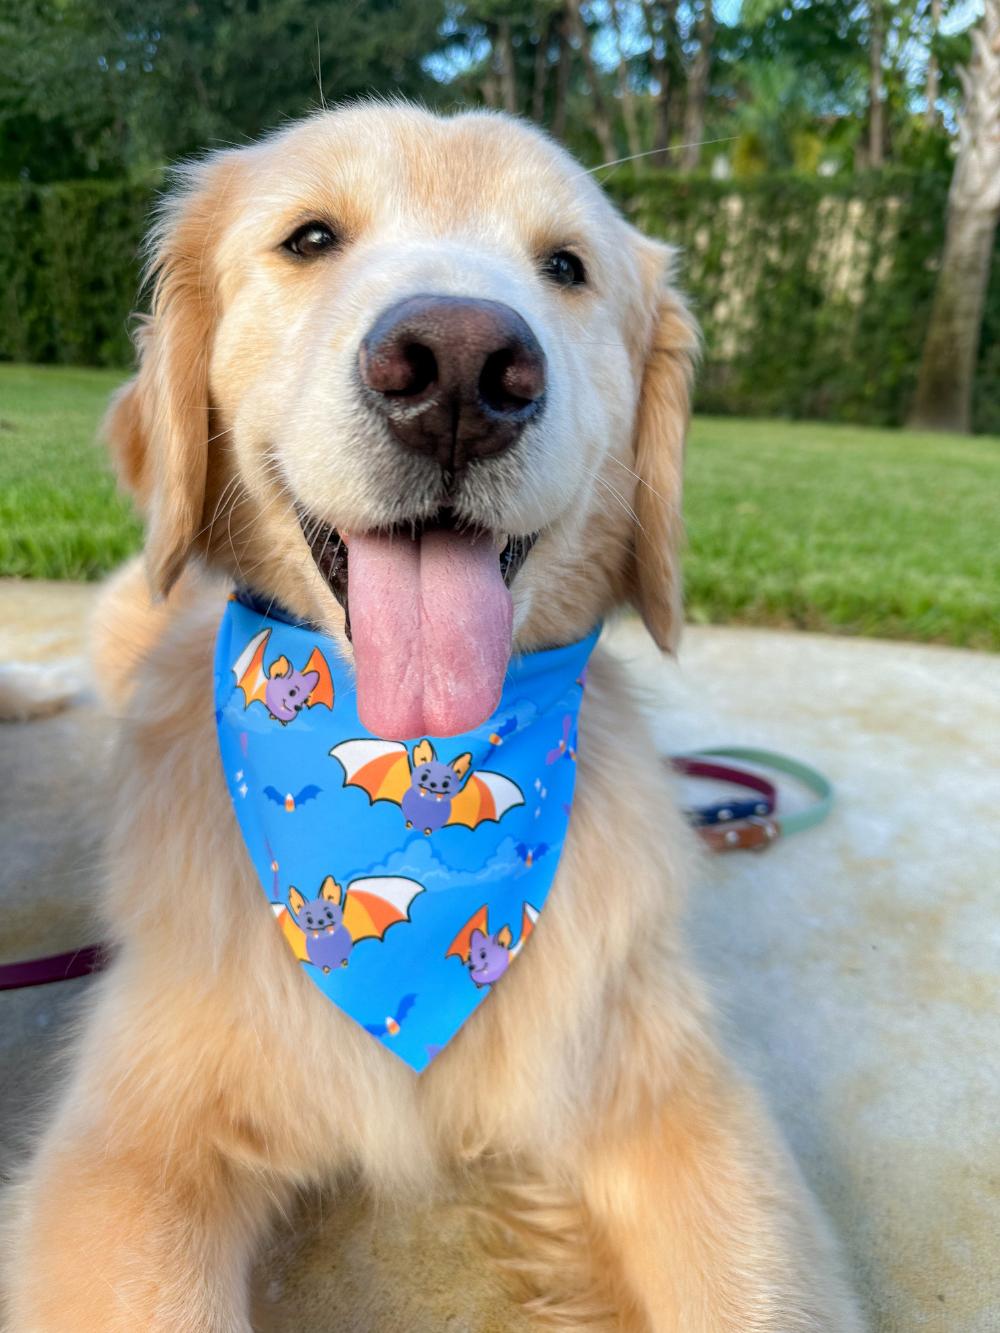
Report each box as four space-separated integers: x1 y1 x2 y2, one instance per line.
446 770 525 829
343 876 424 944
303 647 335 710
445 904 490 963
271 903 309 962
232 629 271 709
329 740 411 806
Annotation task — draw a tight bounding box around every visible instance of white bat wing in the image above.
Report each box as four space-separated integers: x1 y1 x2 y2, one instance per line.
232 628 270 697
348 875 424 917
476 771 525 817
511 902 540 957
329 738 407 778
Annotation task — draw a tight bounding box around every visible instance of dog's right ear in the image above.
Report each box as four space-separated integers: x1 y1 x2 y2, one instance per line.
103 154 241 597
624 237 699 654
288 887 306 917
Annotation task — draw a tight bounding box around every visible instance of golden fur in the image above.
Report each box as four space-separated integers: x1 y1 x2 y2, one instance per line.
3 104 862 1331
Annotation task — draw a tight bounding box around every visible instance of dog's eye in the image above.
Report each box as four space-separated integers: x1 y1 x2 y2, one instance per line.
282 221 338 259
541 249 586 288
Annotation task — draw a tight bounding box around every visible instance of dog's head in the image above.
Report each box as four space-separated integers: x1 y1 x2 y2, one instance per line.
107 104 696 737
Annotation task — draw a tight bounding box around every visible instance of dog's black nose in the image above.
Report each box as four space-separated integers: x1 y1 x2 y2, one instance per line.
359 294 546 471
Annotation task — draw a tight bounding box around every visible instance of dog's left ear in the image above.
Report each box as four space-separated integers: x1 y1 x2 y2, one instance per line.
104 153 242 597
625 238 699 653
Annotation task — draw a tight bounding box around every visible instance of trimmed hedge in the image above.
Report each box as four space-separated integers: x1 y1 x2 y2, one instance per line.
604 168 999 435
1 171 997 432
0 181 151 367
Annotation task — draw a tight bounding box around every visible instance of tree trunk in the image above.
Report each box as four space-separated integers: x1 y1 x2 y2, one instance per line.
641 0 676 160
480 71 500 109
869 0 886 167
909 0 1000 433
924 0 942 126
566 0 617 165
681 0 715 169
610 0 643 164
551 9 572 142
496 17 519 115
531 13 552 125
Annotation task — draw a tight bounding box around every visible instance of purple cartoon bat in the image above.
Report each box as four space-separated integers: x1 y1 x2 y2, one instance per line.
446 903 539 989
232 629 334 724
400 742 473 834
287 879 353 972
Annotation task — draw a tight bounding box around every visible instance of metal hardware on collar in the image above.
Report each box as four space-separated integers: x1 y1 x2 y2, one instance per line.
671 756 778 826
696 815 781 853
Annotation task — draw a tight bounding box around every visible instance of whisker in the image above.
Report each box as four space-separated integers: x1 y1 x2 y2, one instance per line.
200 473 244 546
610 455 682 521
586 136 738 178
578 461 643 533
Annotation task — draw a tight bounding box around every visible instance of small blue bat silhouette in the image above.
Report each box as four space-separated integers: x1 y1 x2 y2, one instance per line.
515 842 550 869
264 784 322 812
483 714 518 761
363 993 417 1039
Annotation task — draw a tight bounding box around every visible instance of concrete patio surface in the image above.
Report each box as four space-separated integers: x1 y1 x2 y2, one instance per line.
1 578 998 1332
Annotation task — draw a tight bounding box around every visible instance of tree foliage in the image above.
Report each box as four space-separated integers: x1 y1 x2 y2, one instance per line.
0 0 445 180
0 1 982 180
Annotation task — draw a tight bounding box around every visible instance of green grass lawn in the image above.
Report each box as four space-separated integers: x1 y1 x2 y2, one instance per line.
1 363 998 649
0 364 142 582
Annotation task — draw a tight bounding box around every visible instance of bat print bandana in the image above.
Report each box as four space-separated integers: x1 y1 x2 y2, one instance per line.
214 592 598 1073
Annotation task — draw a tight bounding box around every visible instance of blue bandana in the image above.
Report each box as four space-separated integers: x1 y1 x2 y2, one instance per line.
214 593 598 1072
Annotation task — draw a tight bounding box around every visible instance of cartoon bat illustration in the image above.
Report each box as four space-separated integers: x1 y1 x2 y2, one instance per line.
232 628 334 724
515 841 549 869
263 784 322 812
546 714 577 765
363 993 417 1039
329 738 524 835
446 902 539 988
271 874 423 973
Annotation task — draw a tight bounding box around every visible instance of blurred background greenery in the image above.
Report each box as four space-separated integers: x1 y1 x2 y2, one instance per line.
1 1 997 645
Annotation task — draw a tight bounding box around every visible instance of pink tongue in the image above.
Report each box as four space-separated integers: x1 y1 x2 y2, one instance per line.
348 528 513 738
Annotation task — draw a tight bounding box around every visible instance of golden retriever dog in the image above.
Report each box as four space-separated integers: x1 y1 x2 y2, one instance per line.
3 104 862 1331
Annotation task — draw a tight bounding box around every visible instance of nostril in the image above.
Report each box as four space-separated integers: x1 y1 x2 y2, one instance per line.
479 346 545 417
361 337 438 399
392 342 437 398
